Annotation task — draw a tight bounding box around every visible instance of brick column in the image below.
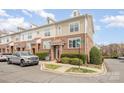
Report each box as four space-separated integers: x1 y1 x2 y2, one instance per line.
50 46 54 61
58 45 62 62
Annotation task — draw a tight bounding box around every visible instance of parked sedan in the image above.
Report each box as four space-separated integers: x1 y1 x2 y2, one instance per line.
7 51 39 67
0 53 7 62
118 57 124 60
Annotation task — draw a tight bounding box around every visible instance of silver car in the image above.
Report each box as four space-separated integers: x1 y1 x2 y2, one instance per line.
7 51 39 67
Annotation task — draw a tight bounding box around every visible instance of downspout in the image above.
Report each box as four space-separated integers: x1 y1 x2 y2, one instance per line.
84 14 87 56
84 14 88 63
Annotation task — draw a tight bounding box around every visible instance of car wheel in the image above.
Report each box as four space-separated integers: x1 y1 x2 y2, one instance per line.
20 60 25 67
7 59 11 64
35 63 38 65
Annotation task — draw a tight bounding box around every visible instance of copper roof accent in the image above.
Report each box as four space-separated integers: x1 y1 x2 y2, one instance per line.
51 39 65 45
14 41 26 48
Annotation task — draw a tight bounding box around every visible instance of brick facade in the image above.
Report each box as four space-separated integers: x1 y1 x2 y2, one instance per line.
0 13 94 63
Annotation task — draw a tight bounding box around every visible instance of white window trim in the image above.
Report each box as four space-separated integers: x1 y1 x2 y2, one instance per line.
68 37 81 49
69 21 80 32
57 25 62 35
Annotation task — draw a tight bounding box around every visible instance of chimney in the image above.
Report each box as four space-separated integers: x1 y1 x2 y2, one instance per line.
72 9 80 17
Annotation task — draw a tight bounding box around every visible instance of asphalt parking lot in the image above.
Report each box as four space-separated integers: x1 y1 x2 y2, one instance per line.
0 59 124 83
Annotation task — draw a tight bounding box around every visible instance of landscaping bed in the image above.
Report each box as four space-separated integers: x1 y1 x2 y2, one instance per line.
66 67 96 73
81 64 102 69
44 64 61 70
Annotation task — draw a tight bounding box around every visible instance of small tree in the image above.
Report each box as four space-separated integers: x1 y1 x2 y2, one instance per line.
90 47 103 65
81 54 86 64
111 51 118 58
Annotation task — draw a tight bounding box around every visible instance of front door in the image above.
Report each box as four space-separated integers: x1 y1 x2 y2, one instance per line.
54 46 59 60
32 48 35 54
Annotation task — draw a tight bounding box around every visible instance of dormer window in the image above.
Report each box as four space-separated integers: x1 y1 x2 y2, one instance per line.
72 10 80 17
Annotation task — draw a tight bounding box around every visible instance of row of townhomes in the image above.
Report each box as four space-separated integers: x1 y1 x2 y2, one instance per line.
0 10 94 62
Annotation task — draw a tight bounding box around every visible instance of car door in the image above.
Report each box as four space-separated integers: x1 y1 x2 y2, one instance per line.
11 53 21 64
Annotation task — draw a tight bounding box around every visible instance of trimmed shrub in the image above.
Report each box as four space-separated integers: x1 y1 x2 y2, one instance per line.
111 51 118 58
35 52 48 60
81 54 86 64
61 57 70 64
70 58 83 65
61 53 80 58
61 57 83 65
90 47 103 65
61 52 87 64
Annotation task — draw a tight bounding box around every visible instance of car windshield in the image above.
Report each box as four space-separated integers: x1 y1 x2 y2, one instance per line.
20 51 33 56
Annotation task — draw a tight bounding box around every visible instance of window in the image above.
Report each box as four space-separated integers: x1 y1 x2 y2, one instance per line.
70 22 79 32
0 39 1 43
22 34 24 40
7 38 9 42
26 43 31 49
15 36 20 41
68 37 81 48
28 33 32 39
74 11 77 16
43 40 51 49
44 31 50 36
37 31 40 35
57 26 62 35
44 28 51 36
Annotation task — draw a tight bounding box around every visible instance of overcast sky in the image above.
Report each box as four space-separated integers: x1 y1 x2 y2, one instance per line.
0 9 124 45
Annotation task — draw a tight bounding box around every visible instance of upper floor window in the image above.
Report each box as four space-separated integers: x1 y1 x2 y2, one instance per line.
6 38 9 42
15 36 20 41
57 26 62 35
68 37 81 48
44 31 50 36
28 33 32 40
37 31 40 35
70 22 79 32
22 34 24 40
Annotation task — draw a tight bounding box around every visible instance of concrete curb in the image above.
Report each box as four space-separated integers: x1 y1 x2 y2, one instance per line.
40 62 107 77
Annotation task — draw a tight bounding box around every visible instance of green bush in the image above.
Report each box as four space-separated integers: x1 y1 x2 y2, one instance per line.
81 54 86 64
61 57 83 65
111 51 118 58
70 58 83 65
35 52 48 60
90 47 103 65
61 52 87 64
61 57 70 64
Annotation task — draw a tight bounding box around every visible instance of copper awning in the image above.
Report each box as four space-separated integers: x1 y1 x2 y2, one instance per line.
50 39 65 46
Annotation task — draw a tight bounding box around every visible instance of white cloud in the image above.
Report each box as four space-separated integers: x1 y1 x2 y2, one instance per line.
101 15 124 28
22 10 32 17
0 9 11 17
94 25 101 31
27 9 55 20
0 17 31 32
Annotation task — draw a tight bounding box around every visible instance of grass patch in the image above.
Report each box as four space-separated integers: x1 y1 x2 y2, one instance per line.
82 64 102 69
66 67 96 73
45 64 61 70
